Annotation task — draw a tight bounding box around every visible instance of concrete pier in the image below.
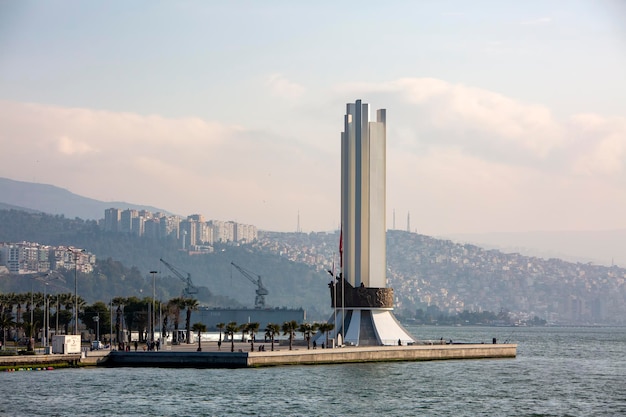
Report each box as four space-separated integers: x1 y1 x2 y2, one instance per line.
1 342 516 369
104 343 517 368
0 353 81 368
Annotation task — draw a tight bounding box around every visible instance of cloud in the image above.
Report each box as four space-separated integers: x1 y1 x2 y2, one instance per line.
569 113 626 176
336 77 564 160
520 17 552 25
333 77 626 234
0 100 338 231
266 73 306 100
2 76 625 235
58 135 99 155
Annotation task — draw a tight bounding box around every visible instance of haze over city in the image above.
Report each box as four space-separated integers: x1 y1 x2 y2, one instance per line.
1 1 625 238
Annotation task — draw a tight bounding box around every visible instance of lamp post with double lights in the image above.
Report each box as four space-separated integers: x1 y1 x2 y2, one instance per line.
32 271 65 352
43 280 49 350
150 270 158 343
67 248 85 336
44 274 60 350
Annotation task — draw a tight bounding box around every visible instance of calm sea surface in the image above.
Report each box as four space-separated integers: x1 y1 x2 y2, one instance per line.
2 326 625 417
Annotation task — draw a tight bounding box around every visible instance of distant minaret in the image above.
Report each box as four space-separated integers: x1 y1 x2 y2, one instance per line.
297 210 301 233
406 212 410 233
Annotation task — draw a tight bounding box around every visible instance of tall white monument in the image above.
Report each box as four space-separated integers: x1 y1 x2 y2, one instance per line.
327 99 415 346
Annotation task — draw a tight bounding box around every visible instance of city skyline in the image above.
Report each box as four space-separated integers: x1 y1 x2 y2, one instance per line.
1 1 625 238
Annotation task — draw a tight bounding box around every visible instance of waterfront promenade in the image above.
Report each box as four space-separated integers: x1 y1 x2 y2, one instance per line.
105 339 517 368
2 339 517 369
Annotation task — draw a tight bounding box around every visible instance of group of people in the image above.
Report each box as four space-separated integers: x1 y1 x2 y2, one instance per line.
144 340 160 351
116 339 160 351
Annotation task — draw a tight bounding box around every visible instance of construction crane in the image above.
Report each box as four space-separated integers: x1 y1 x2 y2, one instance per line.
159 258 199 298
230 261 269 309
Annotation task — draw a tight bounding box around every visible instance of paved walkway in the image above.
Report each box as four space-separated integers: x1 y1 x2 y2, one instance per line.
163 340 306 352
125 340 313 353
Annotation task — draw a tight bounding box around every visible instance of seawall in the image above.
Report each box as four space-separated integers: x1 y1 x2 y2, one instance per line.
0 353 81 368
105 344 517 368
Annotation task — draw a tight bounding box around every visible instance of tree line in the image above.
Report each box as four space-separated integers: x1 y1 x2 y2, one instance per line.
208 320 335 353
0 291 336 354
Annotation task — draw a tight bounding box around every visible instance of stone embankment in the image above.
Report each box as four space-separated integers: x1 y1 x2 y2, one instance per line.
0 353 81 369
105 343 517 368
2 343 517 369
1 348 106 369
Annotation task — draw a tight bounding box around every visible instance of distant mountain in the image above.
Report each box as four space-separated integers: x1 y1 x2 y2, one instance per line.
0 177 171 220
444 230 626 268
0 201 42 213
2 176 625 269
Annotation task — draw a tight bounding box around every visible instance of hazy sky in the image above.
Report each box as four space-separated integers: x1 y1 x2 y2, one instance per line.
1 1 625 236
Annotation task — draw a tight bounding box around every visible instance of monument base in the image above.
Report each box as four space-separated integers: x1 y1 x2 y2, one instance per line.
317 308 415 347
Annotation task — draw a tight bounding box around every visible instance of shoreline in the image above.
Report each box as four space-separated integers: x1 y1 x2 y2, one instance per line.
103 341 517 368
2 339 517 370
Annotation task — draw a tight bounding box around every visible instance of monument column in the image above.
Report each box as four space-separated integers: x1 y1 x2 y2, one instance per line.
325 99 414 346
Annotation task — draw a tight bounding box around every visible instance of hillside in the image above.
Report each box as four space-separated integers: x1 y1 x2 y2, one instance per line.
3 176 626 267
2 209 626 324
254 230 626 325
0 177 170 220
0 209 331 319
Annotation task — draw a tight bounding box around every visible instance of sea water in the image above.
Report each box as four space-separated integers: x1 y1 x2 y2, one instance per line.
2 326 625 416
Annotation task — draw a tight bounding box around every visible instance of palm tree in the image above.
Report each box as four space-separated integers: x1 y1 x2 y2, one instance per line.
0 293 12 316
112 296 126 345
225 321 238 352
0 312 15 348
76 296 87 326
3 293 17 339
240 323 249 345
15 293 26 339
81 302 110 342
167 297 185 344
192 322 207 351
216 322 225 350
282 320 298 350
318 322 335 348
247 322 260 351
32 292 45 311
22 319 39 351
32 292 45 343
264 323 280 351
25 291 33 333
299 322 319 350
184 298 199 344
59 293 74 334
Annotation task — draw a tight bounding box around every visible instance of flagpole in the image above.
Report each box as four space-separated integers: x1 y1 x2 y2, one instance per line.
339 228 345 346
341 268 345 345
332 253 337 347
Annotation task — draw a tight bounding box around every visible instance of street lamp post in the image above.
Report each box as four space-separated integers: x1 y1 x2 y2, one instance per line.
150 271 158 343
44 281 48 350
110 299 113 350
29 285 33 345
68 248 85 336
29 272 64 352
94 314 100 343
